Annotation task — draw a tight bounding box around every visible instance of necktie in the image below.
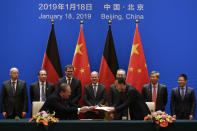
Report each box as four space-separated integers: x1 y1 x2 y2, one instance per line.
41 83 46 101
93 85 97 97
181 88 185 100
152 85 156 110
67 78 71 85
12 82 16 95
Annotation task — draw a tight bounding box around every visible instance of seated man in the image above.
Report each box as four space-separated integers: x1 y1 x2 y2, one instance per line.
40 83 91 120
108 78 150 120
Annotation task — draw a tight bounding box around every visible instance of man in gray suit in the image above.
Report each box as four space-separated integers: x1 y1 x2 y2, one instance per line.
83 71 106 119
1 67 28 119
142 71 168 111
170 74 196 120
30 69 55 103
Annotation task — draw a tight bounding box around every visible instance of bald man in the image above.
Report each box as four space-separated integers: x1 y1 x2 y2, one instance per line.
83 71 107 119
1 67 28 119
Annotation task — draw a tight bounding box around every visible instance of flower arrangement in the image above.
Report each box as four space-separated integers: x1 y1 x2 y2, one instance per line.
144 110 176 127
28 111 59 126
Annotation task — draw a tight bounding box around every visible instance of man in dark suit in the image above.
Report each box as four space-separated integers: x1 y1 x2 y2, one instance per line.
170 74 196 120
56 64 81 119
30 69 54 103
109 69 131 120
40 83 92 120
142 71 168 111
83 71 106 119
56 65 81 105
108 78 150 120
1 67 28 119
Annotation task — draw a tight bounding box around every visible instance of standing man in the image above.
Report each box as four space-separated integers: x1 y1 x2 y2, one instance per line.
170 74 196 120
30 69 55 103
83 71 106 119
142 71 168 111
56 64 81 119
56 64 82 105
108 69 131 120
1 67 28 119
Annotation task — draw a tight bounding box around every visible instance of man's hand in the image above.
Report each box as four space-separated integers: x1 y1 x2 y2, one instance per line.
109 113 114 120
79 106 93 113
2 112 6 119
173 115 176 119
22 112 27 118
189 115 193 120
107 107 115 113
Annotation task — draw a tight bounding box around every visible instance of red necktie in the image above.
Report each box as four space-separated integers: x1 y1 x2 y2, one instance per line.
152 85 156 110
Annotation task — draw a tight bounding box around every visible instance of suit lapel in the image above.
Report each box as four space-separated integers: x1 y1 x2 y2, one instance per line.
8 80 13 95
184 86 188 100
37 82 40 98
149 84 152 101
15 80 20 95
157 84 161 100
177 87 182 100
90 84 96 98
95 84 101 98
45 82 49 96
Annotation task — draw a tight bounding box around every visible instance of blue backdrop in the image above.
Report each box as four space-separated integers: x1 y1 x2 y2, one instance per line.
0 0 197 119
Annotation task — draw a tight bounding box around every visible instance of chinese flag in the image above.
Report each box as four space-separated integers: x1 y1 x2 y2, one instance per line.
42 21 63 86
99 24 119 93
72 25 91 104
126 25 149 92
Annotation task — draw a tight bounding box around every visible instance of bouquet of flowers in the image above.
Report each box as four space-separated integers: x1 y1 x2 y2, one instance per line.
144 110 176 127
28 111 59 126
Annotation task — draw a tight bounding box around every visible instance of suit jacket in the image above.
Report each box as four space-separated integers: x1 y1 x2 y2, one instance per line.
115 86 150 120
40 91 78 120
83 83 106 119
170 86 196 119
1 80 28 117
142 83 168 111
83 83 106 106
108 83 131 120
30 81 55 103
56 77 82 105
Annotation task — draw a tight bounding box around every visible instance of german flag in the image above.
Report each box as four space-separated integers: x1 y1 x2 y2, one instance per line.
42 20 63 86
99 21 119 93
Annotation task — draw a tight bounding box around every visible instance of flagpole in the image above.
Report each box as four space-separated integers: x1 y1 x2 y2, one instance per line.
80 21 84 28
135 20 139 28
108 20 112 26
51 19 54 25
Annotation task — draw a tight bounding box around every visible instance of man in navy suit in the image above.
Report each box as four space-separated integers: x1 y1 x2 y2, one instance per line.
1 67 28 119
170 74 196 120
30 69 55 103
83 71 106 119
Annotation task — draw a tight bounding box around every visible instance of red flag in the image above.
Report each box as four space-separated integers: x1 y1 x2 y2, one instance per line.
72 25 91 104
99 24 119 93
126 24 149 92
42 21 63 86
